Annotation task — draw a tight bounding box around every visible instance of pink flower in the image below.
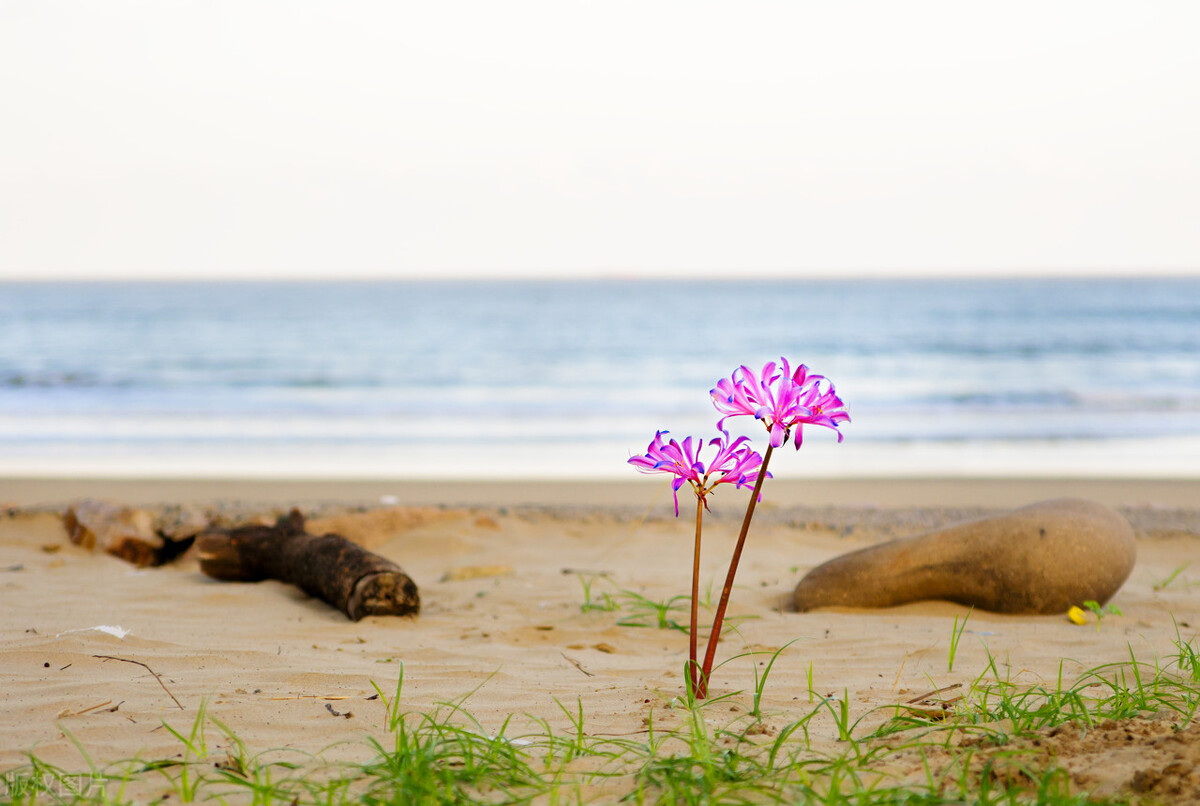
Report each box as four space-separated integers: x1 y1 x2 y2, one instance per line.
710 358 850 449
628 431 768 516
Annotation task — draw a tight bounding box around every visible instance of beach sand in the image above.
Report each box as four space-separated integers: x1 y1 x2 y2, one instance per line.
2 477 1199 800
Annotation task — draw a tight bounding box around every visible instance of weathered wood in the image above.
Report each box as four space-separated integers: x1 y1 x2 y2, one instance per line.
63 500 201 567
64 500 166 567
195 510 420 620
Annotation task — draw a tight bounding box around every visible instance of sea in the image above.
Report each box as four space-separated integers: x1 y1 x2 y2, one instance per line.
1 278 1198 480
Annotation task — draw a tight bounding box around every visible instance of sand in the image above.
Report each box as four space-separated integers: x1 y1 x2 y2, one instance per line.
2 477 1199 800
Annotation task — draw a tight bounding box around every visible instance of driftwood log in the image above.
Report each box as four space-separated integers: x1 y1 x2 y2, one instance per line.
196 510 419 620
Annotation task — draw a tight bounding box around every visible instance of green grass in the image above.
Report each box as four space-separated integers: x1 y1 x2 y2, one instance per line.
1153 563 1192 591
1081 600 1123 632
577 573 694 633
575 573 757 636
7 637 1200 805
947 608 972 673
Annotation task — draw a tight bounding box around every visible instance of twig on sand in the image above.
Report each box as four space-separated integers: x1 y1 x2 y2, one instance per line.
561 653 594 677
905 682 962 704
57 700 113 718
891 652 909 692
93 655 185 710
270 695 351 700
560 568 611 577
899 683 964 720
324 702 353 718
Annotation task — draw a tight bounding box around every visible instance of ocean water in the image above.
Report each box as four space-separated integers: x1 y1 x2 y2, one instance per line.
0 278 1198 479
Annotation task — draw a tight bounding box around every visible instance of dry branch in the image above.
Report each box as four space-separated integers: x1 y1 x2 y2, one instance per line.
93 655 185 710
195 510 420 620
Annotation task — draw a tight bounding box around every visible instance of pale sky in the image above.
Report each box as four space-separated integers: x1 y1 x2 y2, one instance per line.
2 1 1199 280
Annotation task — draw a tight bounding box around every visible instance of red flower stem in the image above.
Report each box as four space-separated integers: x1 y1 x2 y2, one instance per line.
696 442 775 700
689 495 703 697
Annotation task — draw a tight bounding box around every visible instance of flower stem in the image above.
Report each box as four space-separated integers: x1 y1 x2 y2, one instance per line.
695 442 774 699
688 495 703 697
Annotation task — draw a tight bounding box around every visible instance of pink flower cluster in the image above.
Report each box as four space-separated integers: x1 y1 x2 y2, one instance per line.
627 357 848 699
630 357 849 501
627 431 766 516
710 357 850 449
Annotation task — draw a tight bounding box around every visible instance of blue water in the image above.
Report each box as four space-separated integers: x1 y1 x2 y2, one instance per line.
1 279 1198 478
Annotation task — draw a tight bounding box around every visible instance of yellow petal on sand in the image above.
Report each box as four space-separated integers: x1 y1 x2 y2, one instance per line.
1067 606 1089 625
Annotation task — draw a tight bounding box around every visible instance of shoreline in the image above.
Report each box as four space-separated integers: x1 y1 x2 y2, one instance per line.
2 475 1198 510
2 474 1199 798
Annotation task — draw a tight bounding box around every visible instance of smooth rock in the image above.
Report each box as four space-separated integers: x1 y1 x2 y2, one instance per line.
792 498 1136 614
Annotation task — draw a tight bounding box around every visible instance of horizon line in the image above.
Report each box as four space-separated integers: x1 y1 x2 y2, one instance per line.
2 269 1199 284
4 264 1200 283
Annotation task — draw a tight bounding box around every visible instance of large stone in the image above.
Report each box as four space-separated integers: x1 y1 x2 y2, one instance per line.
792 498 1136 614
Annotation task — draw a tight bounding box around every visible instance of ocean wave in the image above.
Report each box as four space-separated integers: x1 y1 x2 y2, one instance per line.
0 372 107 389
1 278 1198 476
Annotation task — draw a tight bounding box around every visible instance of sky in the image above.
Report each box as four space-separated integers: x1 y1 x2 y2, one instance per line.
2 1 1199 281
